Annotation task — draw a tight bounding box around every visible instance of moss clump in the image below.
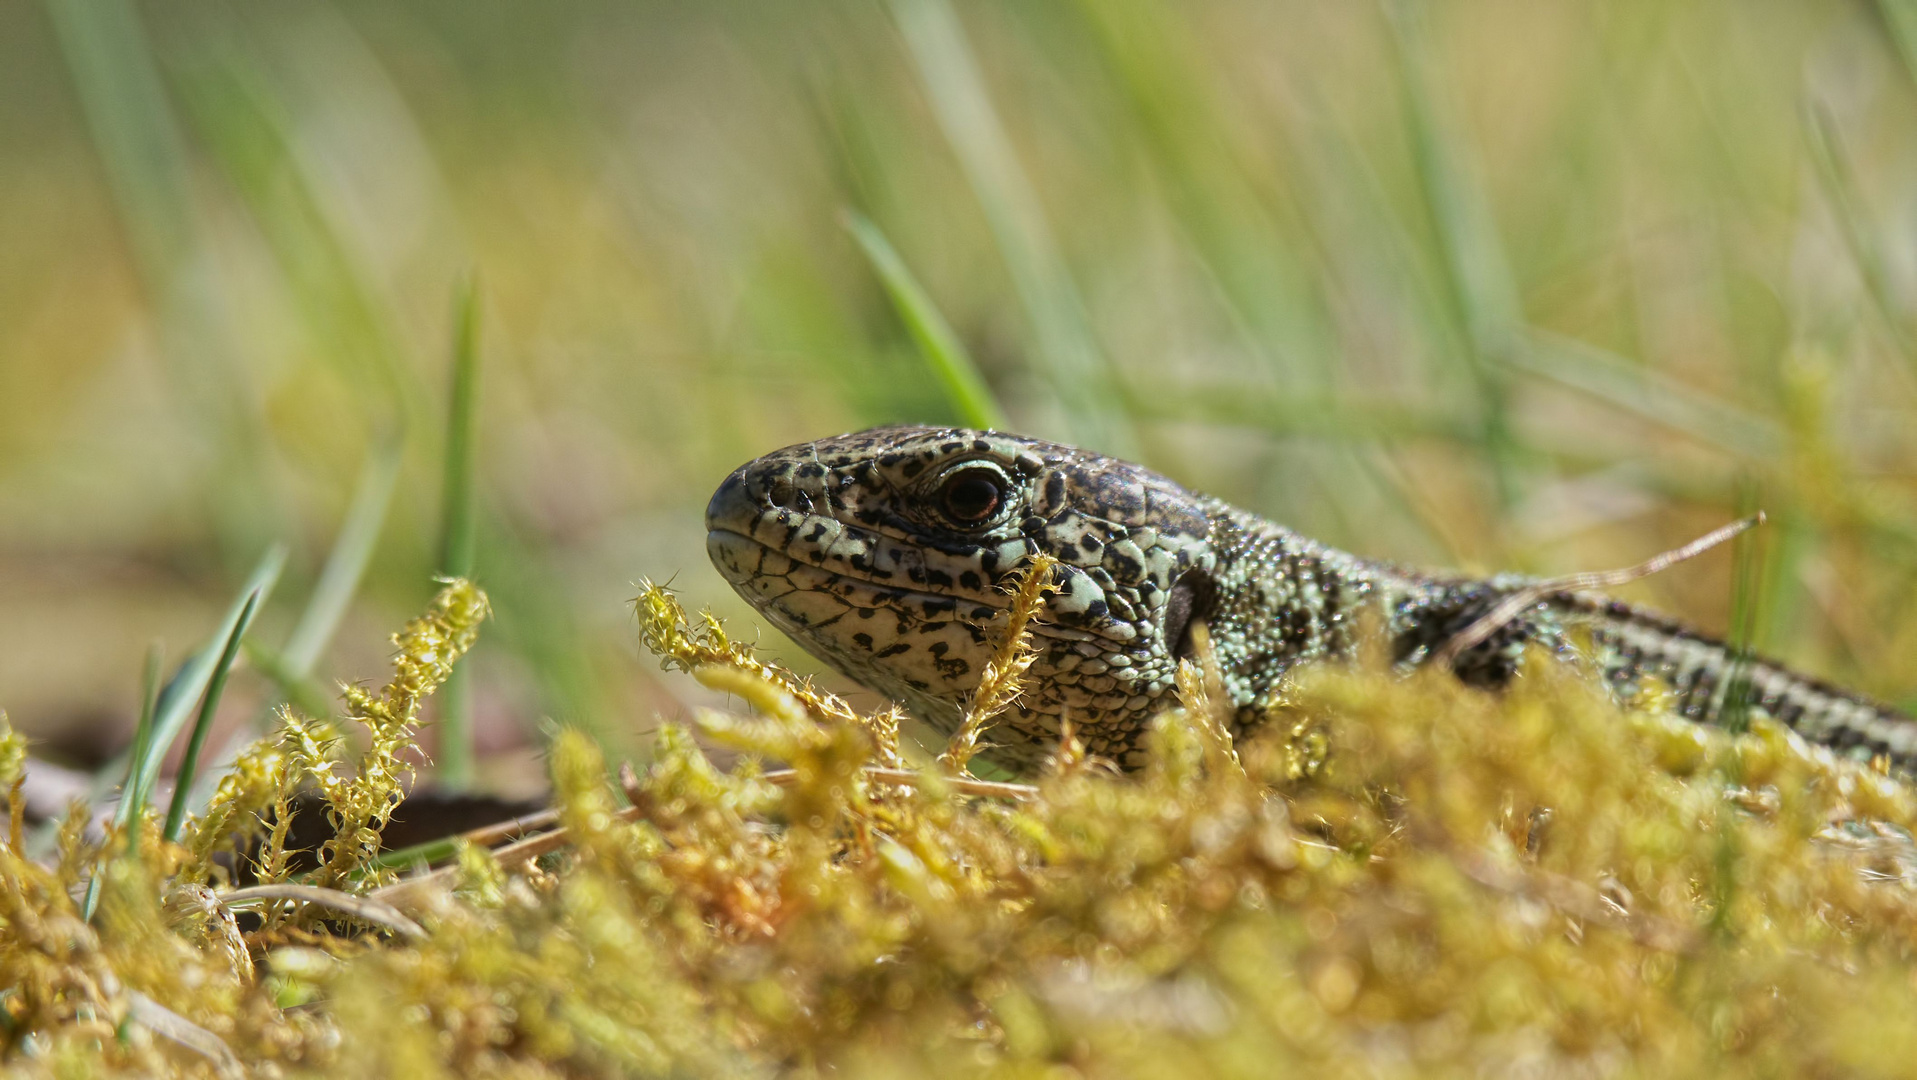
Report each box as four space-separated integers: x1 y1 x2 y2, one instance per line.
7 574 1917 1076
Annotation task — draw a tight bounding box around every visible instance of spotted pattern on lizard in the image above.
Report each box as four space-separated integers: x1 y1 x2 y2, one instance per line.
705 425 1917 772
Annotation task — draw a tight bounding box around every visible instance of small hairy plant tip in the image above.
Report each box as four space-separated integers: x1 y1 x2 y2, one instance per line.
1175 621 1242 777
939 553 1056 774
310 578 490 891
635 578 900 763
0 714 23 852
0 712 25 788
182 733 291 885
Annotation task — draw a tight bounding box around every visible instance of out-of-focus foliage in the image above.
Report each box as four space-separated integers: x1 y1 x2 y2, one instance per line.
10 0 1917 766
11 577 1917 1076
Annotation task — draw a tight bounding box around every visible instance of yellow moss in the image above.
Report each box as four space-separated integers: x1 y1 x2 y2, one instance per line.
16 582 1917 1076
939 553 1056 774
0 712 25 789
182 732 290 885
310 578 490 891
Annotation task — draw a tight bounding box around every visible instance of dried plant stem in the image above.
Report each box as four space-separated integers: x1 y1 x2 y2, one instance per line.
372 806 646 908
125 990 244 1077
760 766 1035 801
1436 514 1765 666
219 883 427 940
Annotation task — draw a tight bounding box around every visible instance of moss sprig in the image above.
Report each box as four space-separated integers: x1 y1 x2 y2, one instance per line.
939 553 1056 774
310 578 490 891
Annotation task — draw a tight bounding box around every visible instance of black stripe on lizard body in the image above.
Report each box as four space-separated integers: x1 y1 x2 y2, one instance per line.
705 425 1917 772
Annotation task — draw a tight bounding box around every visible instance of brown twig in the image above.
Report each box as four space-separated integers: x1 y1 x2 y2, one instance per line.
371 806 646 908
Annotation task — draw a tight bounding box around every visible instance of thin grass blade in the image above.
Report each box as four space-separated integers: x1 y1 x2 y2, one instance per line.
241 640 337 724
1718 480 1771 739
843 209 1007 430
128 545 287 815
41 0 195 289
1876 0 1917 96
182 437 401 810
282 434 403 678
1802 98 1917 372
1381 0 1528 507
44 0 272 532
1514 331 1785 460
83 639 166 921
119 644 164 843
888 0 1135 456
162 590 260 842
170 47 426 429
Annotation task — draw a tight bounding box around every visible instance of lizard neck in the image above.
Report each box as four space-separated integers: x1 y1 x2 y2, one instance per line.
1197 501 1392 712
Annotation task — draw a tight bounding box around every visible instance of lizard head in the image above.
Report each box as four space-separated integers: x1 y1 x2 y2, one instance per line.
704 425 1220 766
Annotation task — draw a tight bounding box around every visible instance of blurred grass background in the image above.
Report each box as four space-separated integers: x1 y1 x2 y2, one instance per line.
6 0 1917 792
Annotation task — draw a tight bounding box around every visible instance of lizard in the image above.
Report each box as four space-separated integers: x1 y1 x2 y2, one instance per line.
705 424 1917 773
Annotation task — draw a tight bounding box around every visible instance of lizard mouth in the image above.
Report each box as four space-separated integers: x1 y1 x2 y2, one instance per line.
704 458 1013 627
705 525 1005 632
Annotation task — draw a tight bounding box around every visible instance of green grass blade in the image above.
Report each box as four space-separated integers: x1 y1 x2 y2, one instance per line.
1067 0 1333 386
84 642 162 921
281 434 404 678
1877 0 1917 95
1718 483 1771 740
1381 0 1527 507
117 643 164 829
437 275 482 789
162 591 261 842
1514 331 1785 460
1802 99 1917 372
179 439 398 810
888 0 1135 456
171 48 427 431
44 0 277 541
843 209 1008 430
129 545 288 814
41 0 195 295
242 640 338 724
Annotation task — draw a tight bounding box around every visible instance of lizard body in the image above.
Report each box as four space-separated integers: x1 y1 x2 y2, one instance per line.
706 425 1917 771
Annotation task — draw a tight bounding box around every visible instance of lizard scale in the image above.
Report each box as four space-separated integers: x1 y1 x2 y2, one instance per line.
706 425 1917 772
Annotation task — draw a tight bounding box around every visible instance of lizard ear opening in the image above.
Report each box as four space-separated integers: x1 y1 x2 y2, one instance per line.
1163 568 1217 661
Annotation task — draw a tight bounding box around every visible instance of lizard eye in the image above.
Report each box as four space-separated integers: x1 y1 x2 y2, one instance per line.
937 466 1006 527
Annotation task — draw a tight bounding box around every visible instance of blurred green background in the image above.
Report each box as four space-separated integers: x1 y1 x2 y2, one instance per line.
7 0 1917 791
